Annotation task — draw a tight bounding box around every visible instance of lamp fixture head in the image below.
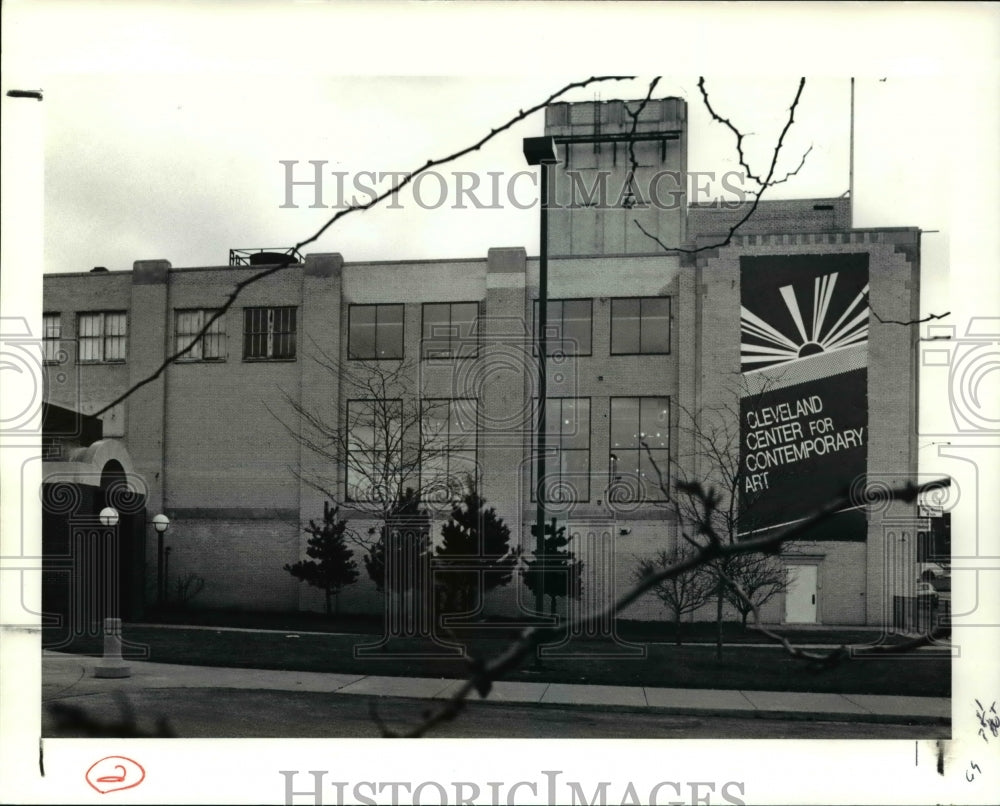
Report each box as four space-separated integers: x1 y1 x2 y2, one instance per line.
522 136 559 166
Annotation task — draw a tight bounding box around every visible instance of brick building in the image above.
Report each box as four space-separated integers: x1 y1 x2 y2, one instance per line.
42 98 924 627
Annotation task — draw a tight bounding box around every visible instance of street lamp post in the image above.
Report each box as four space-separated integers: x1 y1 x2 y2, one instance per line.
153 513 170 606
94 506 130 678
522 136 559 622
98 506 120 528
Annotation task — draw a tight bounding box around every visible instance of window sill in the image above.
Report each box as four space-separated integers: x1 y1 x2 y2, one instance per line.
421 353 481 362
531 350 594 358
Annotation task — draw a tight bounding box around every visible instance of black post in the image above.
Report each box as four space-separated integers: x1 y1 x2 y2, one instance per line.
522 136 558 669
535 159 549 623
163 546 171 604
157 531 164 606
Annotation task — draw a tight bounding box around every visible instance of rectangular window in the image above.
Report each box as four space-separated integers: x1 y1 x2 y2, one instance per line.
531 397 591 502
533 298 593 356
77 311 127 363
609 396 670 501
349 304 404 360
420 398 478 502
421 302 479 359
243 306 296 360
43 313 61 364
345 398 402 502
175 309 226 361
610 297 670 354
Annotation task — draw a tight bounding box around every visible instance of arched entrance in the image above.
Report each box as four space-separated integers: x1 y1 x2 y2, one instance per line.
41 438 148 648
99 458 148 622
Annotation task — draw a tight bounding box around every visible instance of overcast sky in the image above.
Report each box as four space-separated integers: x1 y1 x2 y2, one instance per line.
35 72 944 274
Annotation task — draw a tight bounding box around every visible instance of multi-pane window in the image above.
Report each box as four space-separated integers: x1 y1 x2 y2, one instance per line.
43 313 61 364
420 399 478 502
609 397 670 501
175 309 226 361
531 398 591 502
78 312 127 363
533 298 593 356
349 304 404 360
345 399 402 502
243 306 296 360
421 302 479 359
610 297 670 354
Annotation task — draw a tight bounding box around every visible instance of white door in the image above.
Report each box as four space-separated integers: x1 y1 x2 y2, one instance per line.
785 564 818 623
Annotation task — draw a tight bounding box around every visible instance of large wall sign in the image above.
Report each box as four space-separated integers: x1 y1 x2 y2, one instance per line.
739 254 869 539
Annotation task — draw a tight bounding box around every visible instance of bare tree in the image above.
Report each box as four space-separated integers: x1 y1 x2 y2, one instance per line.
274 347 471 527
650 382 791 658
634 548 715 645
721 552 788 629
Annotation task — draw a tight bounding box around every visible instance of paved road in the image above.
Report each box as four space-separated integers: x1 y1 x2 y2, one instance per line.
43 688 950 739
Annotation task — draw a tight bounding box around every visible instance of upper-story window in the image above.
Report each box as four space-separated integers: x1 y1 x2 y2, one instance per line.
349 304 404 360
176 309 226 361
609 396 670 501
610 297 670 354
345 398 402 502
43 313 61 364
531 397 591 502
533 298 593 356
420 398 478 502
243 306 296 360
78 311 127 363
421 302 479 359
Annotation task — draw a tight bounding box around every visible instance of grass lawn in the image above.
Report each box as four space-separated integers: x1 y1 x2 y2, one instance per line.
136 606 894 646
45 620 950 698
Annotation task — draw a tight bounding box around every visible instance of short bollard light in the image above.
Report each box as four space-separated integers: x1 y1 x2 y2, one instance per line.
94 507 130 678
94 617 131 679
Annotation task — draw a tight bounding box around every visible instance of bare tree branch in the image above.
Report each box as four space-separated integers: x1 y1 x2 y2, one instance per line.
713 562 848 668
766 143 814 187
697 77 766 188
868 302 952 327
91 75 636 418
622 76 662 197
634 77 809 256
696 77 813 190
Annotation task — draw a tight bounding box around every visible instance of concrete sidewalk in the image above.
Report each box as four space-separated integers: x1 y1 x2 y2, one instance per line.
42 651 951 725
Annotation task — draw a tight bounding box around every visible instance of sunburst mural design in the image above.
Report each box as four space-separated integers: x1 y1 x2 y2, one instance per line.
740 271 869 370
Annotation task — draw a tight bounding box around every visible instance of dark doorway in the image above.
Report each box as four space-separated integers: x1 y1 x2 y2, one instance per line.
100 461 147 622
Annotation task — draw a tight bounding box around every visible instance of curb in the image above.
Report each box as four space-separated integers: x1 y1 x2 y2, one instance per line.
338 687 952 727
